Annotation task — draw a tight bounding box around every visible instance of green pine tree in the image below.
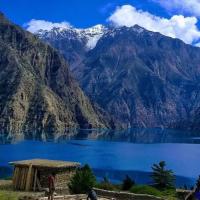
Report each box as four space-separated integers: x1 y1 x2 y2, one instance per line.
122 175 135 190
68 164 96 194
151 161 175 189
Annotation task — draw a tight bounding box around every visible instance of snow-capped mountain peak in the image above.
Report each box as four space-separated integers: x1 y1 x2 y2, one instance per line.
77 24 107 49
81 24 106 35
37 24 107 50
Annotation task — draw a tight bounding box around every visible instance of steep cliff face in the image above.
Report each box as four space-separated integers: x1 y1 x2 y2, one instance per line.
37 25 107 71
39 25 200 129
0 13 109 138
77 26 200 129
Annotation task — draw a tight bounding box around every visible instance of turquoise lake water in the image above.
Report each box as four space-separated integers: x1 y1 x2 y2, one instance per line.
1 128 200 187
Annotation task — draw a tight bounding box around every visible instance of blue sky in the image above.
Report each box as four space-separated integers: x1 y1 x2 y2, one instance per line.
1 0 200 46
0 0 169 28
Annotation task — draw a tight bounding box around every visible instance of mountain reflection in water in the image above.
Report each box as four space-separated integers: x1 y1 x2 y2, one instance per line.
1 128 200 144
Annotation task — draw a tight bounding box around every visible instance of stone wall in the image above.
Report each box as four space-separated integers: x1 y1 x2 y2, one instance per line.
19 189 164 200
94 188 164 200
38 167 77 189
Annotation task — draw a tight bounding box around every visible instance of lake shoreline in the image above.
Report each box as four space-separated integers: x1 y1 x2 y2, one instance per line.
1 128 200 189
0 165 195 188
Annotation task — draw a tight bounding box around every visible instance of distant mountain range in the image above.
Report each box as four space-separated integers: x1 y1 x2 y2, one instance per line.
1 11 200 138
37 23 200 130
0 13 110 138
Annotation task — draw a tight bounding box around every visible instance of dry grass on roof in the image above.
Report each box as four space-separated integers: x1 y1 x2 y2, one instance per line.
9 159 80 168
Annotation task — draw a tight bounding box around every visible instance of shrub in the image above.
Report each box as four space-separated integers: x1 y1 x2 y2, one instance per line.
68 164 96 194
96 177 116 191
130 185 162 197
161 189 177 197
96 182 116 191
151 161 175 189
122 175 135 190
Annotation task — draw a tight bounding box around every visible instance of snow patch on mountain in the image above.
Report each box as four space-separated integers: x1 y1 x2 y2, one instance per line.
81 25 107 49
36 24 107 50
85 34 103 49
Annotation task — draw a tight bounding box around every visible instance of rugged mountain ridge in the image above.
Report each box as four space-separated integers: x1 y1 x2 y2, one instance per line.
0 13 109 138
37 24 107 70
38 24 200 129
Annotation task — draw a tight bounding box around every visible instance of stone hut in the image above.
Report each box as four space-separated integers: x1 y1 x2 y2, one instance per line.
10 159 80 191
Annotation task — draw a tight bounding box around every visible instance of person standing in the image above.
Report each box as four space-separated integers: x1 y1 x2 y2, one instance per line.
48 172 56 200
194 176 200 200
87 188 97 200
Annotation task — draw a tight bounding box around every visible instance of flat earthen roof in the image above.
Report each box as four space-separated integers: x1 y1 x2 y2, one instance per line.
9 159 81 168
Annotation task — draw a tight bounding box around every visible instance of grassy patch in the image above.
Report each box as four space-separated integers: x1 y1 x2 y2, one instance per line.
0 191 18 200
130 185 177 199
130 185 162 197
96 181 178 199
96 182 121 191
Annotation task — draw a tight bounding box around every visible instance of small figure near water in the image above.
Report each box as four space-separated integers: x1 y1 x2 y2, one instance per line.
87 188 97 200
48 172 56 200
194 176 200 200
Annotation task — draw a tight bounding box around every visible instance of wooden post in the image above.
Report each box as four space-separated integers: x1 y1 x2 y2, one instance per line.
36 177 42 191
15 167 20 190
22 167 27 190
12 166 16 188
20 168 25 190
25 164 33 191
23 168 28 190
33 169 38 191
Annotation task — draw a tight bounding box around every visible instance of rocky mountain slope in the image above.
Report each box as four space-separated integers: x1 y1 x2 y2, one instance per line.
38 25 200 129
37 24 107 70
0 13 109 138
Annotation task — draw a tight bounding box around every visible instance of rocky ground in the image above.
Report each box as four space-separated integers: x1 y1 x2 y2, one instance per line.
0 180 111 200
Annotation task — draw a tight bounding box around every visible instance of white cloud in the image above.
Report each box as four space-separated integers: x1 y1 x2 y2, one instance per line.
195 42 200 47
153 0 200 17
25 19 71 33
108 5 200 45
